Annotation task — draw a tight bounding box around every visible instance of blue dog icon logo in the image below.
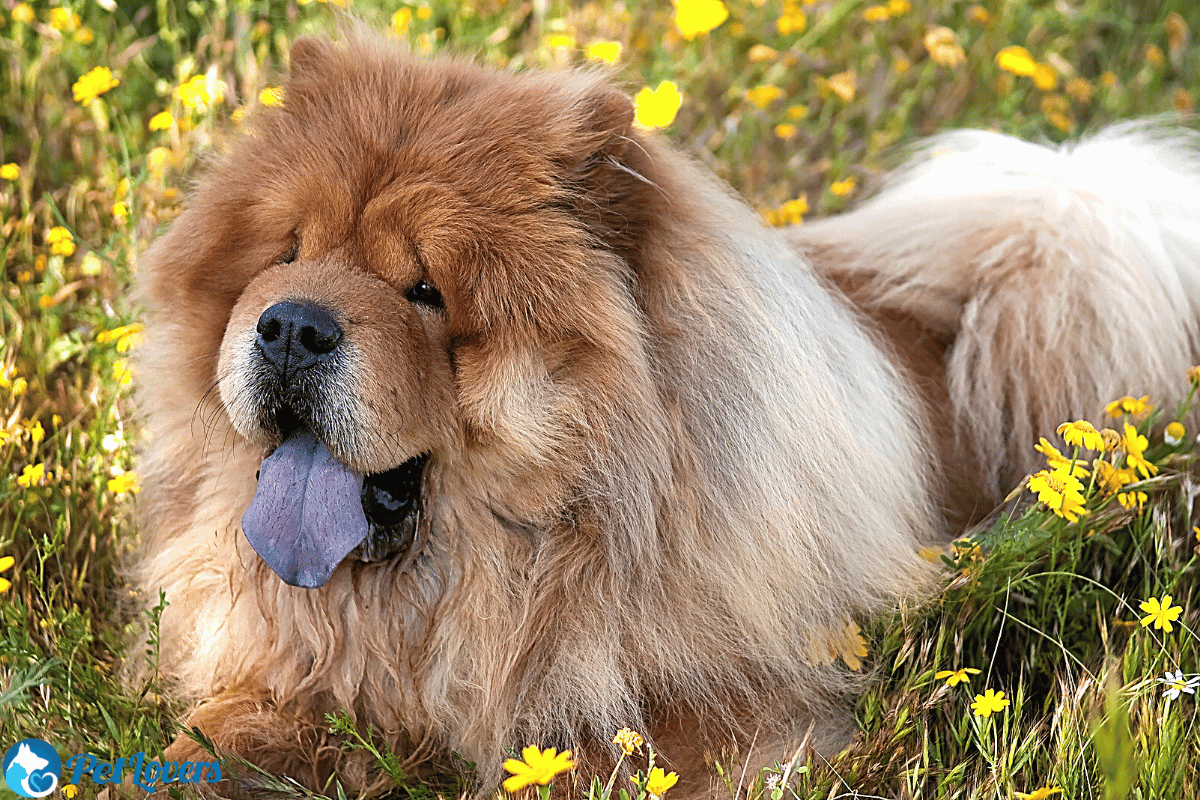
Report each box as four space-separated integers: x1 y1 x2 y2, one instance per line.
2 739 61 798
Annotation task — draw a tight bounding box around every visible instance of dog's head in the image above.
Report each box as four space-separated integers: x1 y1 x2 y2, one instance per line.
150 33 660 588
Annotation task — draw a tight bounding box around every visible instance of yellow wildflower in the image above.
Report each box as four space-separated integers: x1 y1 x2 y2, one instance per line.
1106 395 1151 417
747 44 777 62
1065 77 1094 102
147 146 172 176
774 123 797 139
1166 12 1188 54
259 87 284 107
1056 420 1104 451
585 41 622 65
49 7 80 32
863 5 890 22
745 85 782 110
996 46 1037 77
1117 490 1147 511
640 767 679 800
786 104 808 119
1165 421 1185 446
887 0 911 14
81 252 103 276
830 177 857 197
60 786 79 799
98 323 145 352
176 74 226 112
612 728 644 756
73 67 119 105
416 5 432 21
17 463 45 488
1121 423 1158 479
935 667 980 687
27 420 43 446
921 26 969 67
148 111 174 131
777 8 806 35
1139 595 1183 632
76 27 95 45
391 8 412 36
967 5 990 25
1187 365 1200 386
12 377 27 396
674 0 728 40
545 33 576 50
1031 63 1058 91
0 555 13 593
11 4 35 25
823 71 857 102
1027 467 1088 522
1093 460 1135 495
1145 44 1164 67
113 359 133 387
47 226 75 257
1035 437 1089 477
634 82 682 129
971 688 1010 717
107 471 140 495
0 163 18 181
1014 788 1062 800
777 196 808 226
502 746 574 792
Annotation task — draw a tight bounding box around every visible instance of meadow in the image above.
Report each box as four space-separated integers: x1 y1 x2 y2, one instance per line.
1 0 1198 797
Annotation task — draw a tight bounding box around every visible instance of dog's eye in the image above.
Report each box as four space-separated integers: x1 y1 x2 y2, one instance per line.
277 241 299 265
406 280 444 310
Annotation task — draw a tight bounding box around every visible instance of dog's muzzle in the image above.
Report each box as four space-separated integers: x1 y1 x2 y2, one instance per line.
238 301 427 588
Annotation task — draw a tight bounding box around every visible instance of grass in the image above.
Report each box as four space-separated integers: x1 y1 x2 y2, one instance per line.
1 0 1198 798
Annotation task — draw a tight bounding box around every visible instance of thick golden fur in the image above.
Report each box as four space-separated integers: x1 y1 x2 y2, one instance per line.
133 28 1200 797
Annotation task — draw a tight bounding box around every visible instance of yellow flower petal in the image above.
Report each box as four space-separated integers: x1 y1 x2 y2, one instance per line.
996 45 1037 76
674 0 728 40
634 82 682 129
73 67 120 105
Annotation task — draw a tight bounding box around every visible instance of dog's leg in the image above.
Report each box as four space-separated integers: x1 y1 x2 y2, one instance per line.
166 691 344 791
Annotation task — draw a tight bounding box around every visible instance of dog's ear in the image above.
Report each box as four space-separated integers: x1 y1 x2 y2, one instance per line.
563 84 654 258
573 84 635 163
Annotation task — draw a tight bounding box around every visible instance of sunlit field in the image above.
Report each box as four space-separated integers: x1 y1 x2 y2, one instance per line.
1 1 1198 798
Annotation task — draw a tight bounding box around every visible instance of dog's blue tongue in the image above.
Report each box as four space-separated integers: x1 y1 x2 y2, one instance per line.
241 428 368 588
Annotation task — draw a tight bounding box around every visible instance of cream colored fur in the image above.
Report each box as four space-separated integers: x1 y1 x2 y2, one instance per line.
793 121 1200 498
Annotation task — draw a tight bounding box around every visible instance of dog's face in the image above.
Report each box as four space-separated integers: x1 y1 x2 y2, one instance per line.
191 36 652 587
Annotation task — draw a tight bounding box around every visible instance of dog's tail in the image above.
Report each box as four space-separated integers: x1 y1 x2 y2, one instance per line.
790 120 1200 500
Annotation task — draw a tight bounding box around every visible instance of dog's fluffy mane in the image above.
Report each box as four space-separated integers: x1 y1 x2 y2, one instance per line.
134 28 939 788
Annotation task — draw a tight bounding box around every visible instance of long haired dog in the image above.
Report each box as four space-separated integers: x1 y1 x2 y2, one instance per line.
133 29 1200 796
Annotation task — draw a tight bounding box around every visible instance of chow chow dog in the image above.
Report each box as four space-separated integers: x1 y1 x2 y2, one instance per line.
133 26 1200 797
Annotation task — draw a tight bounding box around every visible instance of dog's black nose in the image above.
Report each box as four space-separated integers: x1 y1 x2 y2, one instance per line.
255 301 343 375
